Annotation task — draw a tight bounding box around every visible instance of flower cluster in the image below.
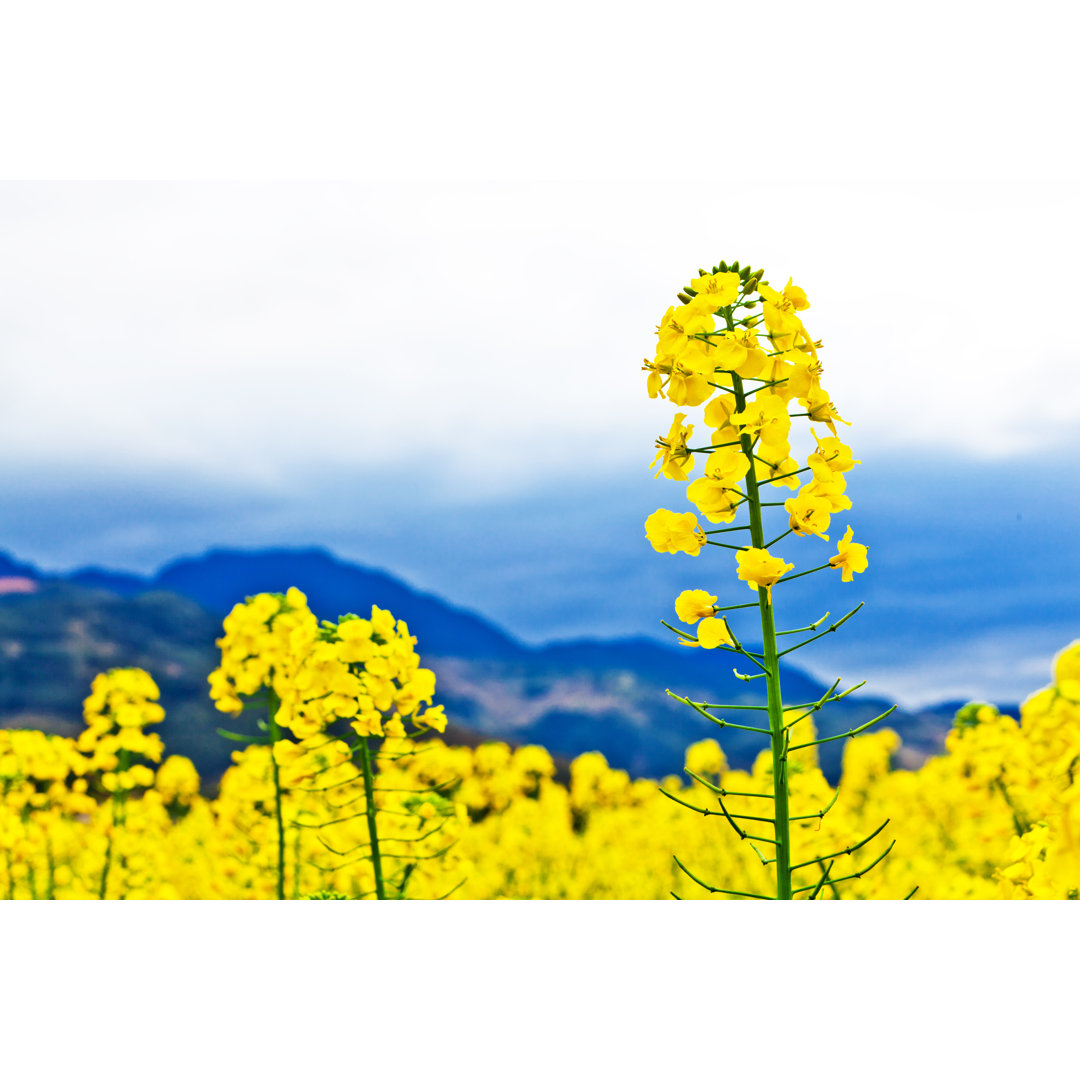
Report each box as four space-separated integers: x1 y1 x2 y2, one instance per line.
209 590 446 739
641 260 887 901
208 587 317 722
643 262 867 633
79 668 165 791
208 589 456 898
3 638 1080 897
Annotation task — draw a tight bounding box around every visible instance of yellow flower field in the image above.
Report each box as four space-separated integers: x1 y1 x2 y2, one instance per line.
1 635 1078 899
3 258 1076 900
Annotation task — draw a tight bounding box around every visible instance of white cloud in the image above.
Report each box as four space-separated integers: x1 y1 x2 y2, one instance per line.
0 180 1077 492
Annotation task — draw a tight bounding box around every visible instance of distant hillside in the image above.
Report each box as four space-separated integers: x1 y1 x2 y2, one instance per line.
155 549 524 660
0 548 974 782
0 582 233 776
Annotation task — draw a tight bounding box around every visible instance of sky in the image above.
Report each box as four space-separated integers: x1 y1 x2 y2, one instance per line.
2 179 1079 491
1 2 1078 709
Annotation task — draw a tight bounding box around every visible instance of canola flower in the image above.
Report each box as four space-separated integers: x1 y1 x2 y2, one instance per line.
2 641 1080 897
80 668 165 898
209 590 457 899
643 260 883 899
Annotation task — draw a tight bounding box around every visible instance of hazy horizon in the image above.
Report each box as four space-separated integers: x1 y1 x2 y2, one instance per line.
2 448 1075 712
2 181 1076 714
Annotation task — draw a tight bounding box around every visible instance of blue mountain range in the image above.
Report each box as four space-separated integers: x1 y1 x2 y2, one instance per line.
0 547 974 781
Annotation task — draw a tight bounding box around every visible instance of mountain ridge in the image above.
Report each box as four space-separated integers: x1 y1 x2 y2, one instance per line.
0 547 985 780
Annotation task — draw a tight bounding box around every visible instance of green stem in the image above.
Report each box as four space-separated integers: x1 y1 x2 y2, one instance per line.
293 826 302 899
731 357 792 900
358 736 387 900
99 748 131 900
267 688 287 901
46 836 56 900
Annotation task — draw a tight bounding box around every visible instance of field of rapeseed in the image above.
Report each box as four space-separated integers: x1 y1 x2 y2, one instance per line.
1 632 1079 899
2 259 1075 900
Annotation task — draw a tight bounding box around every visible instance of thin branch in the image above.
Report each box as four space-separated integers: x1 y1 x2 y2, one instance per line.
671 694 771 735
673 855 774 899
776 603 865 657
696 701 770 712
790 788 840 822
764 527 795 547
783 677 843 731
776 613 831 637
807 860 835 900
786 706 898 752
659 787 725 818
772 563 831 585
789 819 891 872
791 840 896 894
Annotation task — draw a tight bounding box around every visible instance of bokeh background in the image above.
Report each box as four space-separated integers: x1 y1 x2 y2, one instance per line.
2 179 1077 709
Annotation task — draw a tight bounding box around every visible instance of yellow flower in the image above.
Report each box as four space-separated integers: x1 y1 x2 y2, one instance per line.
757 350 820 403
700 326 766 379
650 413 696 480
808 433 859 478
702 445 750 487
758 277 809 312
753 446 800 489
759 278 813 354
685 271 741 314
686 476 742 523
643 354 714 406
674 589 717 624
335 618 377 664
703 393 739 431
644 509 706 556
735 547 793 595
696 616 734 649
730 392 791 447
802 386 849 437
829 526 868 582
665 370 713 407
803 473 852 513
656 306 714 369
416 704 448 733
784 488 833 539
